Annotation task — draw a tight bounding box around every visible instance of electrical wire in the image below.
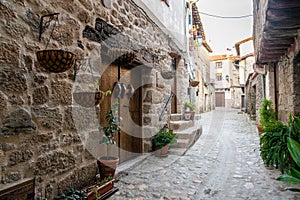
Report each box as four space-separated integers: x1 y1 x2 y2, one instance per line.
199 11 253 19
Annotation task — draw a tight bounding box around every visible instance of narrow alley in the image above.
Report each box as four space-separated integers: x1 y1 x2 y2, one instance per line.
111 108 300 200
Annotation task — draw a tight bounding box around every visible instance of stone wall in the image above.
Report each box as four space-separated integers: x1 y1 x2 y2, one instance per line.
277 35 300 123
245 73 263 123
0 0 186 198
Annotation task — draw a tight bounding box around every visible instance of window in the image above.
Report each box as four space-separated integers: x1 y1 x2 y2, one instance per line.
216 73 222 81
215 62 222 69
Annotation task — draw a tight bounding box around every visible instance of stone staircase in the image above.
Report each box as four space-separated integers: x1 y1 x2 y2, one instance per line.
168 114 202 156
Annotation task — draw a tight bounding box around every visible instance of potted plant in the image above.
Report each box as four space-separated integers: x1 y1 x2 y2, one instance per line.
151 126 177 157
53 188 88 200
184 102 196 120
81 176 118 200
258 98 277 133
97 103 120 180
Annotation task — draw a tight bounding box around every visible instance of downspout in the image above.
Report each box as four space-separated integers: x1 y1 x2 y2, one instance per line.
273 63 278 118
261 74 265 99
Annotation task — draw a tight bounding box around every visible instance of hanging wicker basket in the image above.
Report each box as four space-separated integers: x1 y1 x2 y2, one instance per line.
36 49 76 73
161 71 175 79
189 81 200 87
73 91 104 108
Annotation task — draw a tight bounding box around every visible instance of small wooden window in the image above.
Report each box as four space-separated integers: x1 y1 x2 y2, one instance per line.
215 62 222 69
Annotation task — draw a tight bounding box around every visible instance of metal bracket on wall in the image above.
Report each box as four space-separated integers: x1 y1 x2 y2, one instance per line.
159 94 174 121
38 13 59 41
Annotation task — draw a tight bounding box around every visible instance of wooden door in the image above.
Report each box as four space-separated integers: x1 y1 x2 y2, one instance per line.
100 64 142 164
119 82 142 163
215 92 225 107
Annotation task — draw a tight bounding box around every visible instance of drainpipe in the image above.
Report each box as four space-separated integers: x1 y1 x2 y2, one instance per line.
273 63 278 118
261 74 265 99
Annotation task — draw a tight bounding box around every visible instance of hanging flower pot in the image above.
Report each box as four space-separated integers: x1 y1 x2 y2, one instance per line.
161 71 175 79
36 14 77 73
36 49 76 73
73 91 104 108
189 81 199 87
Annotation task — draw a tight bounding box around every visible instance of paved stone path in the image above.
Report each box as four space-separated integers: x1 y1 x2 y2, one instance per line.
111 108 300 200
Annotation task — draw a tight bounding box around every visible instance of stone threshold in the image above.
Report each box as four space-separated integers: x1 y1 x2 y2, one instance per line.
115 154 150 179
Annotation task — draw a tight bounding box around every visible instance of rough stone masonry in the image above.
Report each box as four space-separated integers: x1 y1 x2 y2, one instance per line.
0 0 190 199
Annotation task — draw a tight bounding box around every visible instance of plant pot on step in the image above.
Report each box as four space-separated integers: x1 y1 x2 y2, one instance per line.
257 125 263 133
97 157 119 180
184 111 195 121
36 49 76 73
73 91 104 107
154 145 169 157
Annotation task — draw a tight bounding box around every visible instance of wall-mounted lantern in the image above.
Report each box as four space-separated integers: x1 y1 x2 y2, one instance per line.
225 74 229 82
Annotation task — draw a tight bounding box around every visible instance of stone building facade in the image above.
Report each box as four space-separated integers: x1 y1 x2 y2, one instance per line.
253 0 300 123
189 1 214 113
0 0 190 198
245 72 264 122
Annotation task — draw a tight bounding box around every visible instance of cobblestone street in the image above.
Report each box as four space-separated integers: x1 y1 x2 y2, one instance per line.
111 108 300 200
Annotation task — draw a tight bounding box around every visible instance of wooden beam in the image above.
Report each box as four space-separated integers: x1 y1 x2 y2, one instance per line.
262 29 298 40
265 20 300 30
269 0 300 9
262 38 295 45
267 7 300 21
261 42 291 50
260 49 285 55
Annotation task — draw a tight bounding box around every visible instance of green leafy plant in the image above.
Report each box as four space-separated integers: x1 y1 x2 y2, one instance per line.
259 121 290 173
100 103 120 159
54 188 87 200
288 114 300 143
260 98 277 128
184 102 196 111
277 137 300 191
277 115 300 192
81 176 113 196
151 128 177 149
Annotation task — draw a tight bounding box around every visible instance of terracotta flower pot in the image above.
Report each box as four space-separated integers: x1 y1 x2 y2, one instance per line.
36 49 76 73
257 125 263 133
154 145 169 157
97 157 119 180
82 179 116 200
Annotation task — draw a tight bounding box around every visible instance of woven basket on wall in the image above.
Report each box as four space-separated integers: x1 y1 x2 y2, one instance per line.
189 81 200 87
36 49 76 73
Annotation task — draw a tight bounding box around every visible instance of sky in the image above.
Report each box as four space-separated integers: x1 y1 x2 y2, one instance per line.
196 0 253 55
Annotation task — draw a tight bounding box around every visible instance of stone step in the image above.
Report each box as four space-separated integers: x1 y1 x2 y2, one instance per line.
170 114 182 121
170 120 194 131
168 121 203 156
195 114 201 120
168 148 187 156
172 138 189 148
174 131 192 140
